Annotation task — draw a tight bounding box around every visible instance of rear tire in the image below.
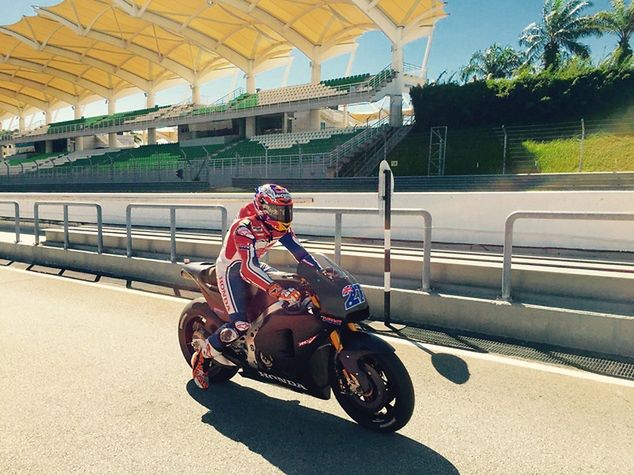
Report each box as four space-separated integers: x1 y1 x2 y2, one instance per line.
331 351 415 433
178 298 238 384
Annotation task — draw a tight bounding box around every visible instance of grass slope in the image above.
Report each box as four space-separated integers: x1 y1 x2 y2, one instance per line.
523 133 634 172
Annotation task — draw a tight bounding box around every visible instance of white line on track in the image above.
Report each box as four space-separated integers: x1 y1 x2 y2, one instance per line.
4 265 633 388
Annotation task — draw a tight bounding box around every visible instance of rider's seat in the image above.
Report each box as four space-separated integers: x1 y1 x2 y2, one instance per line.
182 262 217 289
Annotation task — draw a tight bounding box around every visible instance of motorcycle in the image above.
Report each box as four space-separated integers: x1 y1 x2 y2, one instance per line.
178 253 415 433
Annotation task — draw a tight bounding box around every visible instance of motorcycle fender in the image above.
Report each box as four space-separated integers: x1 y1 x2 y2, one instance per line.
340 331 395 354
338 332 395 394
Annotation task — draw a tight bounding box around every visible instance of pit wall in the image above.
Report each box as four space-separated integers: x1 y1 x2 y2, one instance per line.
1 191 633 252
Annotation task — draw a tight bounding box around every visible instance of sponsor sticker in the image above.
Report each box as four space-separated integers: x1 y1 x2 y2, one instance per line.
321 315 342 326
298 335 318 347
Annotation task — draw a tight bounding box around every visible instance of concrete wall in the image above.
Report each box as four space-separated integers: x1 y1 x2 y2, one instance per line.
1 240 631 358
1 191 633 251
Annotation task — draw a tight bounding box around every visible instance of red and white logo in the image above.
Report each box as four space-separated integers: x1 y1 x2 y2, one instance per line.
298 334 318 347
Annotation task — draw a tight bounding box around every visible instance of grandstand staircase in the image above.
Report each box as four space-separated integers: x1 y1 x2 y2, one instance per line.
510 159 540 174
335 121 414 177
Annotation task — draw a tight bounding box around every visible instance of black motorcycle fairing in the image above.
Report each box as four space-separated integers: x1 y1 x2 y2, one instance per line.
298 255 370 322
239 343 332 400
340 330 395 353
254 310 329 376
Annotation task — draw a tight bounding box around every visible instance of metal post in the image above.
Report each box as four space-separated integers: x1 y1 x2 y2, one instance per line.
14 203 20 244
96 206 103 254
334 212 342 265
170 207 177 263
422 211 432 292
63 205 69 250
126 205 133 258
384 168 392 325
502 125 508 175
220 208 228 238
34 204 40 246
578 118 585 173
501 217 515 301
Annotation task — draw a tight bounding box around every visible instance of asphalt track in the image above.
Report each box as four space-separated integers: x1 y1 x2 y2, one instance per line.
0 265 632 475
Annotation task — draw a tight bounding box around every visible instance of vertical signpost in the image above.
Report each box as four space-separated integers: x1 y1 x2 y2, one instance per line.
379 160 394 325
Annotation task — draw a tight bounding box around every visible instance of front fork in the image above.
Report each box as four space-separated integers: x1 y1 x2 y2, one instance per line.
329 324 373 395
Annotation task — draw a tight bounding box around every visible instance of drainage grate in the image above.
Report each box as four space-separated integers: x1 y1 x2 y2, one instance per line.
363 320 634 382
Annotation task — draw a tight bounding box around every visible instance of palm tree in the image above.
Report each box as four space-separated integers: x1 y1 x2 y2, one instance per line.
593 0 634 64
460 44 523 82
520 0 598 69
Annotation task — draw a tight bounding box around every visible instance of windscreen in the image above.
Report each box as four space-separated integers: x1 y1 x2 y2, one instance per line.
298 254 368 320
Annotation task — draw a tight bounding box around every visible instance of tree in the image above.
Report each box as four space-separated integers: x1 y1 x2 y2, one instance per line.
593 0 634 64
520 0 598 69
460 44 523 82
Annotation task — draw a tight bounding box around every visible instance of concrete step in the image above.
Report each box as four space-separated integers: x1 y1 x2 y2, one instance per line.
43 225 634 314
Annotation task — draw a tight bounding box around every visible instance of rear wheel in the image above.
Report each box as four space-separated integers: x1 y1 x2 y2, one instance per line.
178 299 238 384
331 351 415 433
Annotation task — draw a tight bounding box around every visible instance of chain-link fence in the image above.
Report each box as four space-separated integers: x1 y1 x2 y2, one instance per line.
493 118 634 174
405 117 634 176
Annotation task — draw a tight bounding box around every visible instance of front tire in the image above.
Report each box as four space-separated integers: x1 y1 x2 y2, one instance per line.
178 298 238 384
331 351 415 433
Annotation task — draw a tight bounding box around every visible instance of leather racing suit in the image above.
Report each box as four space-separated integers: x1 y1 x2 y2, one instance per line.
209 202 319 351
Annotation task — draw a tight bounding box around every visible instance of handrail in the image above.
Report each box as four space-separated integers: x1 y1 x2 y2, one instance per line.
0 201 20 243
502 211 634 300
33 201 103 253
126 204 228 263
352 122 415 177
295 207 432 291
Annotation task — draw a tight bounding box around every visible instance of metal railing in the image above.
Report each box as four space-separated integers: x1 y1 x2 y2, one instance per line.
295 207 432 291
494 117 634 174
502 211 634 300
125 204 228 263
0 201 20 243
33 202 103 253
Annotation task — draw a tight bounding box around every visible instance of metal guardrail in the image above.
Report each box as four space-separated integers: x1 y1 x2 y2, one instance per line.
0 201 20 243
33 202 103 253
295 207 432 291
126 204 228 263
502 211 634 300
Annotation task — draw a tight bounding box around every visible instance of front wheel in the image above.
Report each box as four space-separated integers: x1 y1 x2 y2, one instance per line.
331 351 415 433
178 298 238 385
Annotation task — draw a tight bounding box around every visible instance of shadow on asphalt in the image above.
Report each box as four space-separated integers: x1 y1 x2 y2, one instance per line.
380 325 471 385
187 380 459 475
430 354 470 385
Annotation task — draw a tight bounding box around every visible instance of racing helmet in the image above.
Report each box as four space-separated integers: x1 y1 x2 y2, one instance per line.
254 184 293 232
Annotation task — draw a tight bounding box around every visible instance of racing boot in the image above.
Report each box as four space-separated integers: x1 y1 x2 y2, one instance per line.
191 337 236 389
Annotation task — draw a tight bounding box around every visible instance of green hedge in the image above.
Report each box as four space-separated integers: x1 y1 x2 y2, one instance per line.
411 67 634 129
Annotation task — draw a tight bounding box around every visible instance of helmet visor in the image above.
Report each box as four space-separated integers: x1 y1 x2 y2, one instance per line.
262 202 293 224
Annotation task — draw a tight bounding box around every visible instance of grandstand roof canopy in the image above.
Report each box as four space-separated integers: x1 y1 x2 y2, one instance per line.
0 0 446 121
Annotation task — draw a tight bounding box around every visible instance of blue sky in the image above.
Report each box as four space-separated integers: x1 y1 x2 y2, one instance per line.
0 0 621 125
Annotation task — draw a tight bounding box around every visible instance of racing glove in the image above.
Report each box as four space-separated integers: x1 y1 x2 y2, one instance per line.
268 283 302 306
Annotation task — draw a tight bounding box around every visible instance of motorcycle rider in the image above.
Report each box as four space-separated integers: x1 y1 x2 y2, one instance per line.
191 183 321 389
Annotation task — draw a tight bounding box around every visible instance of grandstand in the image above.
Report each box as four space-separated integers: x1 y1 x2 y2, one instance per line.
0 0 446 191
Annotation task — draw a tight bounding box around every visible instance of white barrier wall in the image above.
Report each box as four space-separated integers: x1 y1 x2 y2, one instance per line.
1 191 634 251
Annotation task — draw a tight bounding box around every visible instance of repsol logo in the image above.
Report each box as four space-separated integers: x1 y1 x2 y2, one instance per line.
258 371 307 390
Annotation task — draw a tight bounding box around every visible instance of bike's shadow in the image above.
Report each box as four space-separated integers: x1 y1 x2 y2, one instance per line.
187 380 459 475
